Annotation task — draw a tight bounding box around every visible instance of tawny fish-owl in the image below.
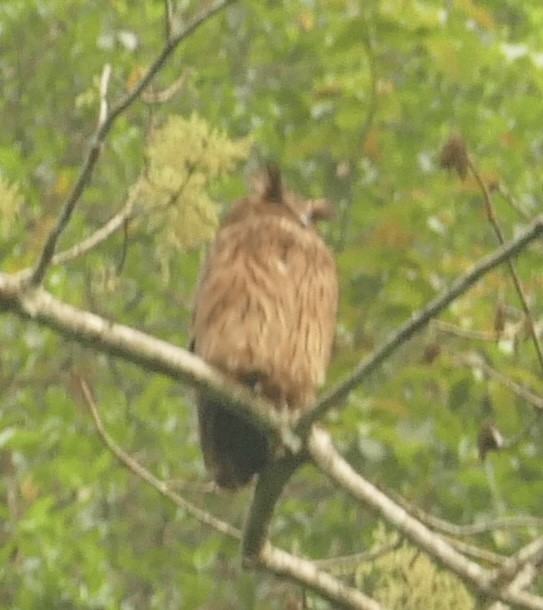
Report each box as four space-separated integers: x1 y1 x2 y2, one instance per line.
191 166 338 489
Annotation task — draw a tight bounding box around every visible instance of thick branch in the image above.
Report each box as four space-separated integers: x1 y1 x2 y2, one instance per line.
298 213 543 433
308 428 543 610
258 543 384 610
490 537 543 587
30 0 238 285
78 365 380 610
242 455 302 561
0 272 299 453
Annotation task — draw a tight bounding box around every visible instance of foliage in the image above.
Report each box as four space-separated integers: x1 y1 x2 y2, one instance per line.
1 0 543 608
140 113 251 254
357 526 475 610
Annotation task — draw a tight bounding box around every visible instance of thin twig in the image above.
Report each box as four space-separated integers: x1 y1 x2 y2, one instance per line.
376 478 543 538
55 182 141 267
497 183 531 221
337 29 378 251
116 218 129 274
444 536 505 567
164 0 173 40
78 375 240 539
15 182 141 282
142 70 192 104
468 155 543 374
298 214 543 434
453 352 543 413
98 64 112 128
434 319 503 342
30 0 238 286
314 540 401 573
45 120 203 270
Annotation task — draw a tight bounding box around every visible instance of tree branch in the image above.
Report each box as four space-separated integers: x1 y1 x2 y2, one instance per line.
242 454 303 562
468 155 543 374
487 565 541 610
258 543 384 610
454 352 543 413
52 189 137 268
79 362 384 610
97 64 112 128
489 536 543 587
298 213 543 434
307 429 488 580
314 540 401 572
79 374 240 538
0 272 299 453
29 0 238 286
307 427 543 610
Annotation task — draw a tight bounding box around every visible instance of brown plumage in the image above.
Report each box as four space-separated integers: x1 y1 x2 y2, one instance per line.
191 166 338 489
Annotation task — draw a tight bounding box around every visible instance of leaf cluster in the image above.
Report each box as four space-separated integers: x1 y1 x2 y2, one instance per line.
139 113 251 254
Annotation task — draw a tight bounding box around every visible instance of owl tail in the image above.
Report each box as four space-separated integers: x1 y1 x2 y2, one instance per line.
197 395 269 490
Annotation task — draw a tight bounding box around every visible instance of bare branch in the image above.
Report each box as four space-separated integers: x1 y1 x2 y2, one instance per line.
53 182 141 268
242 455 302 562
29 0 238 286
5 214 543 453
258 543 384 610
298 213 543 433
468 155 543 374
0 272 300 454
308 429 487 580
314 540 401 572
142 70 193 104
79 366 383 610
307 427 543 610
487 564 541 610
453 352 543 413
98 64 112 128
490 536 543 586
78 375 240 538
164 0 174 40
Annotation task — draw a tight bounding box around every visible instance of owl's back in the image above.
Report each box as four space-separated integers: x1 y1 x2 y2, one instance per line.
191 171 338 489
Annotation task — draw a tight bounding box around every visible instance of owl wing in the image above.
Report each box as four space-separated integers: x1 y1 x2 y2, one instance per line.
191 212 338 410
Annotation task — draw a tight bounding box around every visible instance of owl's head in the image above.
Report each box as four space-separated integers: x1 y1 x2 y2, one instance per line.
251 164 334 228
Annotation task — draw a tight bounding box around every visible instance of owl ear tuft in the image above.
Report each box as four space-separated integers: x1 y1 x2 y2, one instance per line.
263 162 283 203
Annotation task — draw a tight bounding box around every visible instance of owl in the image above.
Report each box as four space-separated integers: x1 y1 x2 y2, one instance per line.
191 166 338 489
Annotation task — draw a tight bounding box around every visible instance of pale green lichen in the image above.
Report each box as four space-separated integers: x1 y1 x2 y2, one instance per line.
139 113 251 253
354 525 475 610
